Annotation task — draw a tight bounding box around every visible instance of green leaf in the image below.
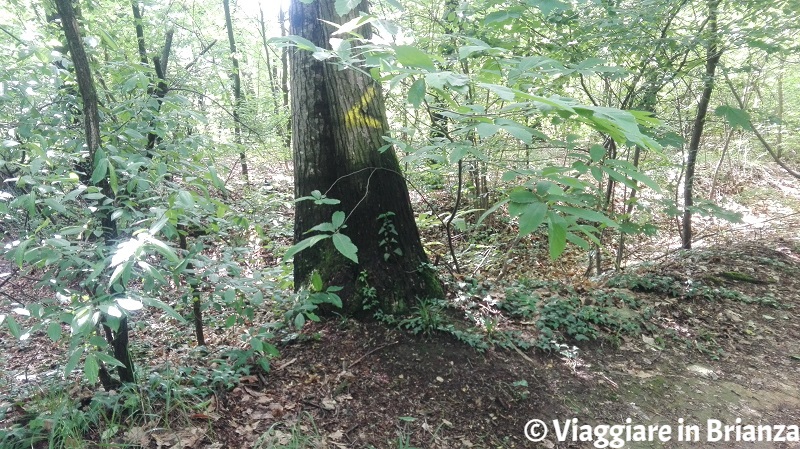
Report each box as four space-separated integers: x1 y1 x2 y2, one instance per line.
330 14 376 36
332 233 359 264
475 199 509 227
176 190 195 209
95 352 125 368
552 206 617 227
283 234 330 262
147 237 180 263
64 345 84 377
408 78 426 108
294 313 306 329
272 35 318 52
476 123 501 138
91 157 108 185
46 321 62 341
84 353 99 384
547 212 568 260
6 315 21 339
335 0 361 16
508 188 538 204
394 45 436 71
331 211 345 229
566 232 591 249
589 145 606 163
311 271 324 291
477 82 516 101
308 222 336 233
140 296 187 323
526 0 570 16
714 105 753 131
517 202 548 236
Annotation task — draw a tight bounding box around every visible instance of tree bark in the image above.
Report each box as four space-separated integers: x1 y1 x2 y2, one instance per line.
290 0 442 315
54 0 134 386
682 0 722 250
222 0 249 182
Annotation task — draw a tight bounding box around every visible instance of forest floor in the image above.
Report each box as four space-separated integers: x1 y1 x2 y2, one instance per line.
1 162 800 448
200 238 800 448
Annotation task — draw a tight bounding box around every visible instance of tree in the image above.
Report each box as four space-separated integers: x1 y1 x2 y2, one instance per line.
222 0 249 182
682 0 723 249
289 0 442 315
53 0 134 386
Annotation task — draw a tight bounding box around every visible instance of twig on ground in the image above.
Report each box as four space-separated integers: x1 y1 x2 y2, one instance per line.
348 341 397 369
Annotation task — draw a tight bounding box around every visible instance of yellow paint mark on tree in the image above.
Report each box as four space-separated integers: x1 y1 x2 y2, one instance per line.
345 85 382 129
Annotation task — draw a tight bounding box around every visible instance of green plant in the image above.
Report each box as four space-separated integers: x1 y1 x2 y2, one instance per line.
378 212 403 261
283 193 358 264
400 298 446 336
284 271 343 329
253 412 325 448
535 294 641 351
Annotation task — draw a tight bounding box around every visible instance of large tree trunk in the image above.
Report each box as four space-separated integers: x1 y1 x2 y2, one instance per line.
682 0 722 249
290 0 442 315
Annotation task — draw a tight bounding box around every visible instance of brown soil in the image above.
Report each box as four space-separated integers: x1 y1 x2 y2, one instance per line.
2 238 800 448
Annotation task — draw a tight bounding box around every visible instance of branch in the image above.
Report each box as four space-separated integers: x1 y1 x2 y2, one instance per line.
723 73 800 180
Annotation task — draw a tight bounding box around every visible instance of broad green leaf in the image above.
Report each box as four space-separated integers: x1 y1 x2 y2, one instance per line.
547 212 568 260
176 190 195 209
84 354 99 384
309 222 336 233
335 0 361 16
330 14 376 36
526 0 570 16
589 145 606 163
476 123 501 138
475 199 509 227
147 237 179 263
270 35 318 51
566 232 591 249
6 315 21 339
477 83 516 101
606 161 662 193
508 188 538 204
64 345 84 376
517 202 548 236
501 124 533 143
408 78 426 108
91 158 108 185
141 296 188 323
331 211 345 229
714 105 753 131
590 166 604 182
394 45 436 71
44 198 68 215
332 233 359 264
294 313 305 329
283 234 330 262
46 321 62 341
311 271 323 292
95 352 125 368
552 206 617 227
116 296 143 312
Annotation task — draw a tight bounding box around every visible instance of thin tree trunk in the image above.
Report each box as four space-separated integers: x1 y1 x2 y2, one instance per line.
223 0 248 183
54 0 134 386
280 6 291 149
682 0 722 250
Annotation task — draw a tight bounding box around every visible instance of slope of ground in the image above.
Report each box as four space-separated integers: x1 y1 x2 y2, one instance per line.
4 238 793 448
